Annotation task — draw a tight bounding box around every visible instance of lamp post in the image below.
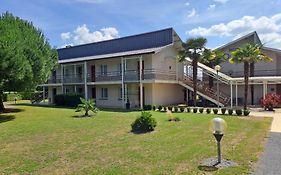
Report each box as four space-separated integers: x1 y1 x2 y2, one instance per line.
211 117 226 164
214 65 221 108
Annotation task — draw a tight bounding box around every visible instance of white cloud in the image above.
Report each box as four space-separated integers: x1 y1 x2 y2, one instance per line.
61 32 71 40
185 2 190 6
60 25 119 47
213 0 229 4
188 13 281 48
208 4 216 10
187 8 197 18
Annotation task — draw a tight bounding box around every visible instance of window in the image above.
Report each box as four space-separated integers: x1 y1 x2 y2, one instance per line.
101 88 108 99
100 65 107 75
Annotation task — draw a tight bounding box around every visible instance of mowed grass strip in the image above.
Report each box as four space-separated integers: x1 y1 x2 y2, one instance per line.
0 103 271 175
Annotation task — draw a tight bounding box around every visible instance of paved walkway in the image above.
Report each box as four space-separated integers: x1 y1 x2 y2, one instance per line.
251 109 281 175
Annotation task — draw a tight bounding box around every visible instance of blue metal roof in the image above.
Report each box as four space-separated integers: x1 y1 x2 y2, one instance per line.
58 28 174 60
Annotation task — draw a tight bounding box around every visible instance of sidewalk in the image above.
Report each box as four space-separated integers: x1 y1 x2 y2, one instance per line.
251 109 281 175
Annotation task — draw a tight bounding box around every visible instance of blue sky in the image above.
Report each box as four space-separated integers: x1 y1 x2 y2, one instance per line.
1 0 281 49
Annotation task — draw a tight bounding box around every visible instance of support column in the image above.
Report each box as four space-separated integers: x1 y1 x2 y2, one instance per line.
235 83 238 107
230 81 233 108
263 81 268 99
121 57 125 108
84 61 88 100
61 64 64 94
139 56 143 110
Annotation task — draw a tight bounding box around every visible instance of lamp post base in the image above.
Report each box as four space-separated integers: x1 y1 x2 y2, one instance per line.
213 133 223 164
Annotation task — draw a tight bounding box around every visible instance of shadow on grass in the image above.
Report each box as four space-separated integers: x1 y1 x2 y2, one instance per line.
0 115 15 123
13 103 75 109
198 165 218 172
1 108 24 114
71 115 95 118
99 108 140 113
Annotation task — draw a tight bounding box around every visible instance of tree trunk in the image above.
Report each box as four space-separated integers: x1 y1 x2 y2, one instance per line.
0 91 5 112
244 62 249 110
250 63 254 105
192 59 198 107
85 110 89 116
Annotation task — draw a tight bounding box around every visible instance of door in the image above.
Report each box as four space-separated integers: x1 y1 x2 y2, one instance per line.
91 65 95 82
92 87 96 99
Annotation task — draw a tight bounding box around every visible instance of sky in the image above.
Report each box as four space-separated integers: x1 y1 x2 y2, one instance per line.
1 0 281 49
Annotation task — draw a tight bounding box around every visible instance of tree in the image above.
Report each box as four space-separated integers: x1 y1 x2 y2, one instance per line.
76 98 98 116
178 37 207 106
201 49 227 88
0 12 57 111
230 44 271 109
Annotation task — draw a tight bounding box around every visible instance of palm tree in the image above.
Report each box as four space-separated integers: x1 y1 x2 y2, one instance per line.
201 49 227 88
178 37 207 106
230 44 272 109
76 98 98 116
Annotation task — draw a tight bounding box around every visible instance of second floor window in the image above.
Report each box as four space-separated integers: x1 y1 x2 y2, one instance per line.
101 88 108 99
101 65 107 75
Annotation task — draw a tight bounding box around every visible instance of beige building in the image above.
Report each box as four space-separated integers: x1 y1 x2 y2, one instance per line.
41 28 281 109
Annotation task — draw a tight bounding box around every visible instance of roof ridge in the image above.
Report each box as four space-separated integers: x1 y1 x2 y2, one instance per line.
58 27 174 50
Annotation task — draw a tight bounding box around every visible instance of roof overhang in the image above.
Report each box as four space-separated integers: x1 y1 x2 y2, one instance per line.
58 45 172 64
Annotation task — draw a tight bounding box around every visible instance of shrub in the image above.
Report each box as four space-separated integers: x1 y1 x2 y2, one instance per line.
180 107 185 112
168 106 173 110
158 105 161 110
54 93 83 107
221 108 226 115
193 108 198 113
228 109 233 115
235 109 242 116
131 112 157 133
143 105 152 111
187 107 191 113
261 93 281 111
199 108 204 113
206 108 211 114
243 109 250 116
152 105 156 111
76 98 98 116
213 108 218 114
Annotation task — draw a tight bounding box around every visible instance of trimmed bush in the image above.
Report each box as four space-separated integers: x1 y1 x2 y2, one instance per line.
54 93 83 107
199 108 204 113
143 105 152 111
131 112 157 133
193 108 198 113
235 109 243 116
158 105 162 111
261 93 281 111
206 108 211 114
213 108 218 114
243 109 250 116
168 106 173 110
179 107 185 112
228 109 233 115
221 108 226 115
187 107 191 113
152 105 156 111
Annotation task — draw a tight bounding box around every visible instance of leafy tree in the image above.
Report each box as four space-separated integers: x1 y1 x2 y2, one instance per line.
201 49 227 88
0 12 57 111
76 98 98 116
230 44 271 109
178 37 207 106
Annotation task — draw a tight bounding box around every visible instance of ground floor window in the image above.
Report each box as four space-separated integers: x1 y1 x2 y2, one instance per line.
101 88 108 99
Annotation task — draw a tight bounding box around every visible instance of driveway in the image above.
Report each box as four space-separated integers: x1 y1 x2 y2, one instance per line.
251 109 281 175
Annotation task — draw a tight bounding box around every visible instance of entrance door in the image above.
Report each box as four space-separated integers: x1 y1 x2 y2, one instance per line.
91 65 95 82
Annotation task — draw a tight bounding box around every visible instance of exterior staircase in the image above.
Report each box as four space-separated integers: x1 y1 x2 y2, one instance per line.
31 91 48 104
178 58 232 107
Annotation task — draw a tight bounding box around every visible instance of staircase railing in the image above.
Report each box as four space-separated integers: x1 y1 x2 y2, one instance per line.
31 91 48 104
180 73 230 105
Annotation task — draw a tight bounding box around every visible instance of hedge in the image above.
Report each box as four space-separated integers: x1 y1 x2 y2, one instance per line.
54 93 83 107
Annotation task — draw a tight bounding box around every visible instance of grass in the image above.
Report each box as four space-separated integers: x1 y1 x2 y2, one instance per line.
0 102 271 175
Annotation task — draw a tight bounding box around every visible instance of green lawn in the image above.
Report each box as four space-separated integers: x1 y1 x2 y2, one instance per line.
0 102 271 175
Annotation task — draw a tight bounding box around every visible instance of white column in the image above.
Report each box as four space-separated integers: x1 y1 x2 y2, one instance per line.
139 56 143 110
263 81 267 99
235 83 238 107
43 86 46 104
121 57 125 108
61 64 64 93
230 81 233 108
84 61 88 100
